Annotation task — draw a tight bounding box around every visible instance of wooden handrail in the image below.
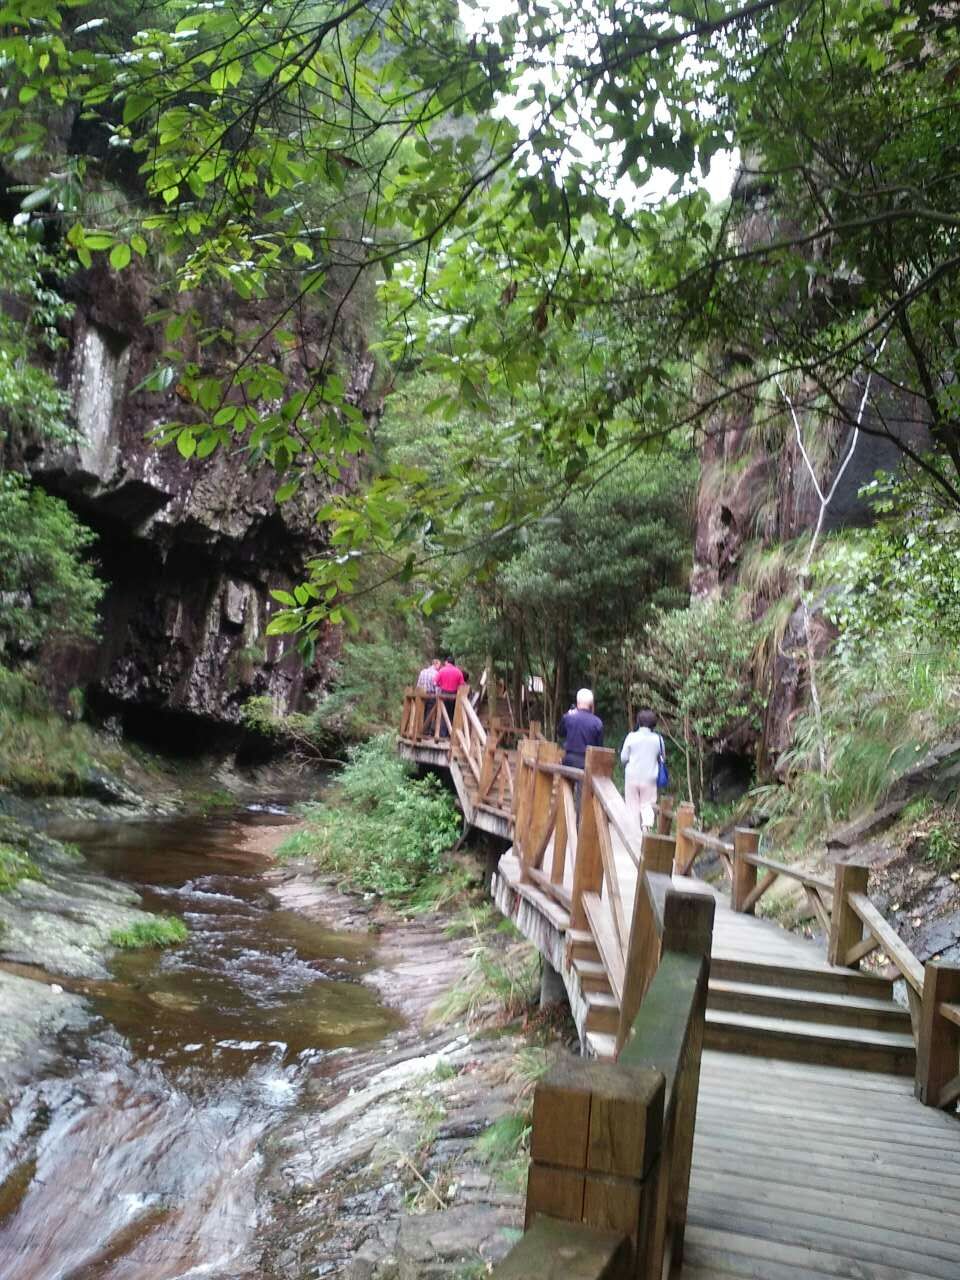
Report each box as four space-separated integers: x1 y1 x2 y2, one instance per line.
847 891 924 994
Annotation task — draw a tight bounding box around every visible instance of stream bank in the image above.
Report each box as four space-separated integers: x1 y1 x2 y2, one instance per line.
0 807 550 1278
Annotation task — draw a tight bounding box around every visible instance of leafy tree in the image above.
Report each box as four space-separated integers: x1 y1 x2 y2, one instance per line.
628 598 762 805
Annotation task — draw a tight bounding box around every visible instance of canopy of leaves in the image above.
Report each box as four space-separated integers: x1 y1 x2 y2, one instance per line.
3 0 960 637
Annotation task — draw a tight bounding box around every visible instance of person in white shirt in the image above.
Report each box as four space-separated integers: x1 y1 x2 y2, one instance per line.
620 709 664 830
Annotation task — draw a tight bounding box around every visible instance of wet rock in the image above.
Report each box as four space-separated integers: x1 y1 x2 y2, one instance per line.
0 817 154 979
0 969 88 1097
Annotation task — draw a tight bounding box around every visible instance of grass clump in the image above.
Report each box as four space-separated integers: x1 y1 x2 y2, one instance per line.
0 842 44 892
109 915 189 949
278 734 461 901
0 666 126 795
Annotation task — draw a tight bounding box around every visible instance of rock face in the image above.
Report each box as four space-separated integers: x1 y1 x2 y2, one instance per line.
29 262 376 733
692 175 930 763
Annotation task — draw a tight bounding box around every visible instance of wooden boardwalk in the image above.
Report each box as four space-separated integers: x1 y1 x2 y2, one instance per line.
397 696 960 1278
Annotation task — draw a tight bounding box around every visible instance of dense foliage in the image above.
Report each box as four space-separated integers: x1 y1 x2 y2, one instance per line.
3 0 960 640
278 734 462 899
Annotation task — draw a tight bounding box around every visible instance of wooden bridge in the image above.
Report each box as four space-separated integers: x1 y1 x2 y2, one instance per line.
398 687 960 1279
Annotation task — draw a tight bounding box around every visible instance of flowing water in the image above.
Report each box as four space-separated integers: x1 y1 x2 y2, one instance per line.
0 808 403 1279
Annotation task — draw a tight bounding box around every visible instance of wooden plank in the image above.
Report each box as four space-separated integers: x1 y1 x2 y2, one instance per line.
683 1225 949 1280
742 854 834 894
584 891 626 1003
826 861 868 969
916 962 960 1108
527 864 573 910
848 891 925 993
741 869 777 914
939 999 960 1028
593 775 645 868
593 793 626 944
571 747 615 932
687 1194 960 1277
490 1216 632 1280
689 830 735 855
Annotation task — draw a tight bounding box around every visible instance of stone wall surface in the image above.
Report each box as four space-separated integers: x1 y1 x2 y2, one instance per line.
28 260 376 729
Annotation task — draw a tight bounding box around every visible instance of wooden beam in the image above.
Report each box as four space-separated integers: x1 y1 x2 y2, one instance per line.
489 1217 631 1280
741 868 777 915
844 933 880 966
848 891 924 993
656 793 674 836
593 794 626 945
827 861 869 969
674 801 696 876
916 962 960 1109
583 891 626 1003
731 828 760 913
571 747 615 932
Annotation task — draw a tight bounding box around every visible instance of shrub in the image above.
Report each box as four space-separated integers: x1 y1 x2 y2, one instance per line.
277 734 461 900
109 916 189 949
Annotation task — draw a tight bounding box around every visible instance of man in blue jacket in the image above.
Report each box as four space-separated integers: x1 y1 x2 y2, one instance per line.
558 688 604 771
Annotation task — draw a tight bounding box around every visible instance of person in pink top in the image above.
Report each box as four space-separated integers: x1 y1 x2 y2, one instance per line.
434 656 465 736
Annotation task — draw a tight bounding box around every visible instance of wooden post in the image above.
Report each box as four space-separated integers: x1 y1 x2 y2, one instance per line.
526 741 563 877
525 1057 665 1270
571 747 615 931
916 962 960 1108
731 828 760 914
641 831 676 876
673 802 696 876
656 794 674 836
512 738 537 865
412 690 426 741
451 683 469 745
478 716 500 801
827 860 869 968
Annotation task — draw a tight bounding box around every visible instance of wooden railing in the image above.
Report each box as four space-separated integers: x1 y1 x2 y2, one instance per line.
491 867 715 1279
399 686 453 744
678 806 960 1111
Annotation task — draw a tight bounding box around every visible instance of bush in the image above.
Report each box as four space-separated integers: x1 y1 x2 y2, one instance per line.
109 916 189 949
277 734 461 900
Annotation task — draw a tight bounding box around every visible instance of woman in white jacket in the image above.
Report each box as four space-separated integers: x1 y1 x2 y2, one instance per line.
620 709 664 830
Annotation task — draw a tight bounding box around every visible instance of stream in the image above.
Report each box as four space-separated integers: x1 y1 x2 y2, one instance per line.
0 807 404 1279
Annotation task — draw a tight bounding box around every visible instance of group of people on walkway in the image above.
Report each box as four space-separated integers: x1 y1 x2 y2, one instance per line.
416 656 467 736
559 690 666 831
413 658 665 830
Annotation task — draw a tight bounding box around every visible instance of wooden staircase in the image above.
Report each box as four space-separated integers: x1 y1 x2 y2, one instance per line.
704 957 916 1075
575 933 916 1073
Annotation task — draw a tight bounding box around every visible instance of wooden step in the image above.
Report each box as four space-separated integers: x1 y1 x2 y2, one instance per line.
711 956 894 1001
584 1030 617 1061
573 957 613 994
585 991 620 1034
566 929 599 961
707 979 913 1033
703 1009 916 1075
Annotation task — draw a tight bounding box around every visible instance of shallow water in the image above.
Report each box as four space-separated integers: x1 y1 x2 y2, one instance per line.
0 809 402 1278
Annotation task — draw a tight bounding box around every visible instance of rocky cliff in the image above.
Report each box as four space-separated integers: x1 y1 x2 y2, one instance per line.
692 172 930 764
29 260 376 737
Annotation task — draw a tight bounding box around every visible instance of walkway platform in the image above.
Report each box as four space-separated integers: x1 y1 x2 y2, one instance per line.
397 697 960 1278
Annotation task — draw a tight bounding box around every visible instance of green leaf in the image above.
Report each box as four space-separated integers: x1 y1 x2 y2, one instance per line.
109 242 131 270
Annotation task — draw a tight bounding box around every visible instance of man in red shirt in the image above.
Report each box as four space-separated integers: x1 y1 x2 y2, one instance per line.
434 656 465 736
